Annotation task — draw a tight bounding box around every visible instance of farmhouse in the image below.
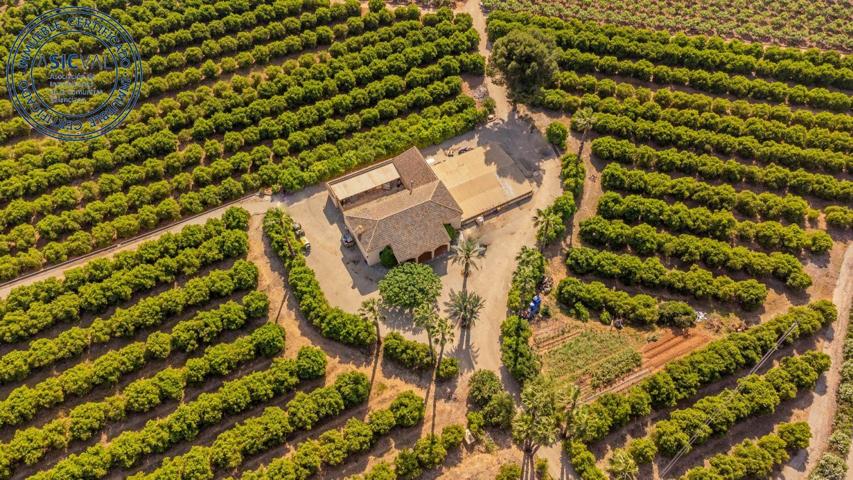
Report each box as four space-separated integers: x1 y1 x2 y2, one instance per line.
327 147 463 265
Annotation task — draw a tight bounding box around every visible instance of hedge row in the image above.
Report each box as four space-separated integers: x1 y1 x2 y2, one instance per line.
536 152 584 246
554 73 853 134
0 260 259 385
0 292 268 429
129 370 370 480
235 390 427 480
650 352 828 458
263 208 376 347
601 163 811 224
347 424 466 480
0 209 248 324
554 74 853 152
574 301 837 443
538 90 852 174
0 321 285 480
809 308 853 480
383 332 459 379
558 277 697 327
29 344 311 480
0 225 248 343
486 11 853 87
591 136 852 205
680 422 811 480
598 192 833 254
578 216 811 289
566 246 769 310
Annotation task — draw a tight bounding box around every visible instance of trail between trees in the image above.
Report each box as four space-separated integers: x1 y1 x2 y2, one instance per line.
783 242 853 479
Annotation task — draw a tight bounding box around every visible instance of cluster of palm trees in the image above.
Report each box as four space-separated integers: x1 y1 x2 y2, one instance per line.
357 233 488 438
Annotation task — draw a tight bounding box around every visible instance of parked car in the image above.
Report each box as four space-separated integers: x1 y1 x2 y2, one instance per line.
342 229 355 248
293 222 304 236
458 146 474 154
300 236 311 254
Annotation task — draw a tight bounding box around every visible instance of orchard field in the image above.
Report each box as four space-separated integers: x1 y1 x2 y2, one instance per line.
0 2 488 480
488 6 853 480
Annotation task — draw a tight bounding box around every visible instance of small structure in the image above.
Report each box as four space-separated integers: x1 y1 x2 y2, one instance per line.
431 144 533 224
327 147 463 265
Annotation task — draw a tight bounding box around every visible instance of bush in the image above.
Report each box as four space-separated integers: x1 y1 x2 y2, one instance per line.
437 357 460 380
383 332 433 370
390 390 425 427
482 392 515 429
468 369 502 407
441 424 465 450
379 246 398 268
500 315 540 382
296 346 327 380
496 463 522 480
811 453 848 480
378 262 442 309
546 121 568 149
627 438 657 464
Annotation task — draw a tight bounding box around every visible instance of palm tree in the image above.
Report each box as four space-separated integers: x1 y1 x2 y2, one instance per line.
450 236 485 280
445 289 485 328
413 302 438 357
571 107 597 161
607 449 639 480
560 384 581 438
533 207 562 249
358 297 384 346
430 316 454 438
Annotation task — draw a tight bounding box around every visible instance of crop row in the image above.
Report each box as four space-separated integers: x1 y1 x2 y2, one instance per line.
235 392 432 480
554 72 853 150
573 300 836 443
566 246 769 309
484 8 852 68
0 260 258 385
0 13 437 166
647 352 828 458
591 136 852 204
598 192 833 254
558 277 697 327
578 216 811 288
0 318 281 479
680 422 811 479
602 163 811 225
0 209 247 316
346 424 466 480
487 12 853 108
28 348 332 480
0 27 478 219
128 369 375 480
542 95 853 173
0 218 249 343
0 292 268 430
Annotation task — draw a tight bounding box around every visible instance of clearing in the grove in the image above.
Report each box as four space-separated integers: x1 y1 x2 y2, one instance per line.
0 1 849 480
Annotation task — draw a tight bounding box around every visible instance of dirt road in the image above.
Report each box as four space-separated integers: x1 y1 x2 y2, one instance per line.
781 242 853 479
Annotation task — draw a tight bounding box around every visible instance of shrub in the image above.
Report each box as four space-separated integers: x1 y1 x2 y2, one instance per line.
383 332 433 370
437 357 460 380
441 424 465 450
627 438 657 464
390 390 425 427
482 392 515 428
496 463 522 480
468 369 502 407
811 453 848 480
378 262 442 309
380 246 398 268
296 346 327 380
546 121 568 149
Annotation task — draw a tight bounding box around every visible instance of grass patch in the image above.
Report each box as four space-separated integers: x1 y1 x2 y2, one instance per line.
540 328 641 394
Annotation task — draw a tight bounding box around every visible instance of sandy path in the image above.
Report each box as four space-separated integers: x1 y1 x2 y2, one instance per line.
781 242 853 479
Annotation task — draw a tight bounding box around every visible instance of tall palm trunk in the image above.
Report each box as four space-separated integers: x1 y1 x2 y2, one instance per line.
430 341 445 439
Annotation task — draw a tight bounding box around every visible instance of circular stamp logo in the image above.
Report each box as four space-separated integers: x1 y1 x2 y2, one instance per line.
6 7 143 141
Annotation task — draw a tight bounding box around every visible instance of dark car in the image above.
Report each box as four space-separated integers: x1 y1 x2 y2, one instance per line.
342 229 355 248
